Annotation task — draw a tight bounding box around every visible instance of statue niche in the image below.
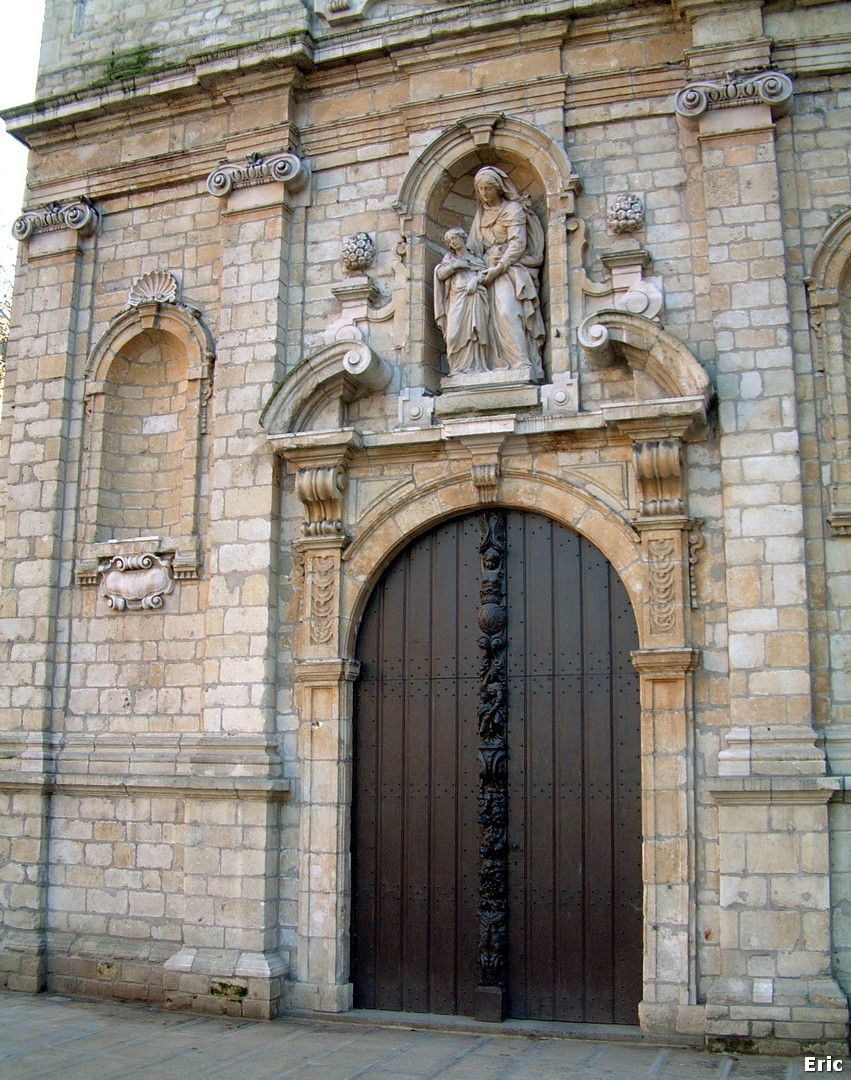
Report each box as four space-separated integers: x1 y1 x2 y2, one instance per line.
433 165 546 388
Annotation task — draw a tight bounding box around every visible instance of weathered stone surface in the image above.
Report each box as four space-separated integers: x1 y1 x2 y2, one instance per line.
0 0 849 1055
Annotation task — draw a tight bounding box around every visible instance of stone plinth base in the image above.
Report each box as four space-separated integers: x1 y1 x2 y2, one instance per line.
706 976 849 1056
442 365 539 391
639 1001 706 1039
0 930 47 994
163 947 289 1020
281 979 354 1013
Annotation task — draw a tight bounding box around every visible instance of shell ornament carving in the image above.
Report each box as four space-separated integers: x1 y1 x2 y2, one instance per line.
128 270 178 307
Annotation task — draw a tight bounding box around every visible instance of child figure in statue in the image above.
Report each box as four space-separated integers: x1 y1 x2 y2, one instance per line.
434 227 493 375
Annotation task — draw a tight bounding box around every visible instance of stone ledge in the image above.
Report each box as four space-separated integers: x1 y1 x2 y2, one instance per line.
0 771 290 800
710 776 841 804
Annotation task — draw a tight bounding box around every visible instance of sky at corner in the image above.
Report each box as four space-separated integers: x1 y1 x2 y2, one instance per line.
0 2 47 275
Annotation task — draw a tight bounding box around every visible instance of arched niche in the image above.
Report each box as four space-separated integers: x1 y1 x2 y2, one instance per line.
76 301 214 585
807 210 851 535
395 114 581 391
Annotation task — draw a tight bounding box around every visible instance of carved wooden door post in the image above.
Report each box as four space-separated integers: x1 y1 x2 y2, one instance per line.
476 510 509 1021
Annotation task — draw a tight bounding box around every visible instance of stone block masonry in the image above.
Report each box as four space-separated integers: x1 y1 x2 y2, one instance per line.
0 0 849 1054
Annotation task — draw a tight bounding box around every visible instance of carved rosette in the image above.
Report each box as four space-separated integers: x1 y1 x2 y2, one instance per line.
206 151 309 198
675 70 793 125
476 511 508 1020
99 553 174 611
13 197 99 242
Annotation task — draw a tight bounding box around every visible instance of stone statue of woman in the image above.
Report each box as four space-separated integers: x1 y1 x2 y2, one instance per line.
466 165 545 379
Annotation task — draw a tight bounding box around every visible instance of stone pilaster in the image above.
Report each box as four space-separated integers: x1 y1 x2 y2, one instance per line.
201 153 307 737
708 780 848 1054
675 3 849 1048
0 218 95 991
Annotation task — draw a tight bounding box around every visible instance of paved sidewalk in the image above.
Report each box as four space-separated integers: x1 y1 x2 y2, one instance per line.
0 991 825 1079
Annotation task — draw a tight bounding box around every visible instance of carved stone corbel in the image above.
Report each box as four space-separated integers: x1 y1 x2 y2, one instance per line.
633 439 684 517
296 466 347 538
444 417 514 506
274 429 362 540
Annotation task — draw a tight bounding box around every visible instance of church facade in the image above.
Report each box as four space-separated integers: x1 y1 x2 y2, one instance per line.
1 0 850 1055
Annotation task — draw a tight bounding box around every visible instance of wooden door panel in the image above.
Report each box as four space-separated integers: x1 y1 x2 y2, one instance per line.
352 511 641 1023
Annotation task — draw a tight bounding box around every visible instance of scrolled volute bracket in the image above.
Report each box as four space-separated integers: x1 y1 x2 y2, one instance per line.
675 70 793 127
206 150 310 198
13 197 99 243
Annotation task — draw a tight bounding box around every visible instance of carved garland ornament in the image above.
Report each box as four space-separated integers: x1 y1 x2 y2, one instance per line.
648 537 677 635
476 511 508 1019
13 197 99 242
309 556 337 646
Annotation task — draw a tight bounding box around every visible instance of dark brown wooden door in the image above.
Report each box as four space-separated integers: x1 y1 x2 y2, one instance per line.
351 510 642 1024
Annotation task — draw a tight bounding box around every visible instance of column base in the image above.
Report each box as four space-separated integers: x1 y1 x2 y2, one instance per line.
281 979 354 1013
639 1001 706 1038
163 947 289 1020
0 929 47 994
706 976 849 1056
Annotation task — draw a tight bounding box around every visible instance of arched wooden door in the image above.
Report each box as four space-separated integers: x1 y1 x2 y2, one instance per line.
351 510 642 1024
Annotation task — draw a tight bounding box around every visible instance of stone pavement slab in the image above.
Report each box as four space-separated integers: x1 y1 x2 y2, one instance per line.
0 992 822 1079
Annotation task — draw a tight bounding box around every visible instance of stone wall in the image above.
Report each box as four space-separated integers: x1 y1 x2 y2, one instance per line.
1 0 850 1055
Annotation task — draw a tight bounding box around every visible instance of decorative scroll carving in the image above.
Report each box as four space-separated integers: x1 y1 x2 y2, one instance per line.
309 556 337 645
206 151 309 198
128 270 178 307
13 197 99 242
341 232 375 274
476 511 508 1021
648 537 677 635
296 466 347 537
99 553 174 611
634 439 684 516
608 193 644 234
675 70 793 124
